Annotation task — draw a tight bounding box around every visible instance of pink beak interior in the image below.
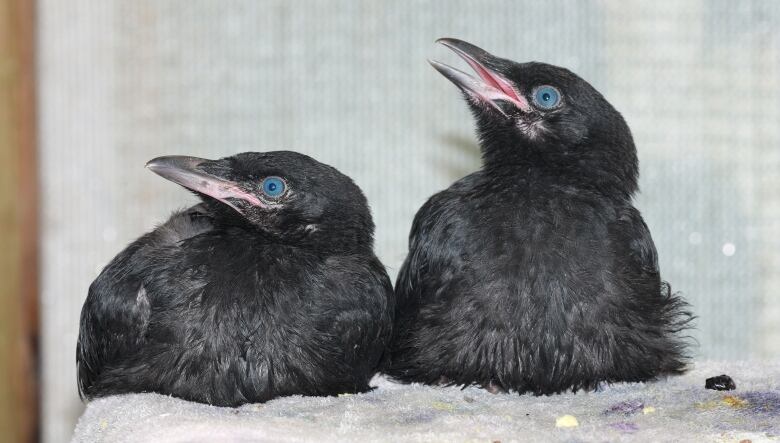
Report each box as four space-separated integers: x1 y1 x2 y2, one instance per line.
431 38 531 114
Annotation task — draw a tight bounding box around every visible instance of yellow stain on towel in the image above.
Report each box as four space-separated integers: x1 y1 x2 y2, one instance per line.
432 401 455 412
555 415 579 428
642 406 656 415
721 395 747 408
696 395 748 411
99 419 108 430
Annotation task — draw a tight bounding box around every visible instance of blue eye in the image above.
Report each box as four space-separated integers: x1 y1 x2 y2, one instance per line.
532 85 562 109
261 176 286 198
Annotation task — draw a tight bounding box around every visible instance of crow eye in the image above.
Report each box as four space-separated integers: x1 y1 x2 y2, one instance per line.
532 85 562 109
261 176 286 198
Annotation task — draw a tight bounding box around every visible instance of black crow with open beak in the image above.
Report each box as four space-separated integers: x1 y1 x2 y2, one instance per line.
77 151 394 406
386 39 692 394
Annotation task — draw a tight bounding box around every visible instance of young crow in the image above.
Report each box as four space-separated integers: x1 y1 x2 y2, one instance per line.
386 39 692 394
78 151 394 406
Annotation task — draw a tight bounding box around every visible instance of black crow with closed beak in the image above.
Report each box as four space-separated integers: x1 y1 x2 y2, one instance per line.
78 151 394 406
386 39 692 394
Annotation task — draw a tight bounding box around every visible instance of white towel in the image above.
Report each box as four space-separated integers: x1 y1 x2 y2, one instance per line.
72 360 780 442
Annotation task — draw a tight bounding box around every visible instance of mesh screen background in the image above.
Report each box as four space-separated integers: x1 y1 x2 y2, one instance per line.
37 1 780 441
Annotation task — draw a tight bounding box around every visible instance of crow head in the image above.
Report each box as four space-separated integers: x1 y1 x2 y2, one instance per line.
147 151 374 252
431 38 638 196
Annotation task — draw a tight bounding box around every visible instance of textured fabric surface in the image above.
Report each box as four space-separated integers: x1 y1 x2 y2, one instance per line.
72 361 780 442
38 1 780 441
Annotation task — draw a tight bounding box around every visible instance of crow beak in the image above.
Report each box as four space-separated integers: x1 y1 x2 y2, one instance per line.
430 38 531 116
146 156 263 213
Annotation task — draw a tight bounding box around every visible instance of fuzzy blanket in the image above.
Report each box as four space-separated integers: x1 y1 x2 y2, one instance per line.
72 361 780 442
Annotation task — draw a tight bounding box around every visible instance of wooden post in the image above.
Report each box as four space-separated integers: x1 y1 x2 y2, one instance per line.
0 0 39 441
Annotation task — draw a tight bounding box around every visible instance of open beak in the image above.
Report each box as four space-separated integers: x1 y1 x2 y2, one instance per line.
430 38 530 116
146 156 262 213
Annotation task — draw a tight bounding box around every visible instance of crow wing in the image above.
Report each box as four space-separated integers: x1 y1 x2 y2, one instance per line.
76 205 212 398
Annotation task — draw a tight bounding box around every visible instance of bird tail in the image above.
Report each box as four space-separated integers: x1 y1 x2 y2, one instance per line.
657 281 697 373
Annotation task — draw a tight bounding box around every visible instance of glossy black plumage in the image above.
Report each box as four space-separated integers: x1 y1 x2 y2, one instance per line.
77 151 394 406
386 39 692 394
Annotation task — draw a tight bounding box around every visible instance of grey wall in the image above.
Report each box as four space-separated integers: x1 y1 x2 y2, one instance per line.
38 1 780 441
